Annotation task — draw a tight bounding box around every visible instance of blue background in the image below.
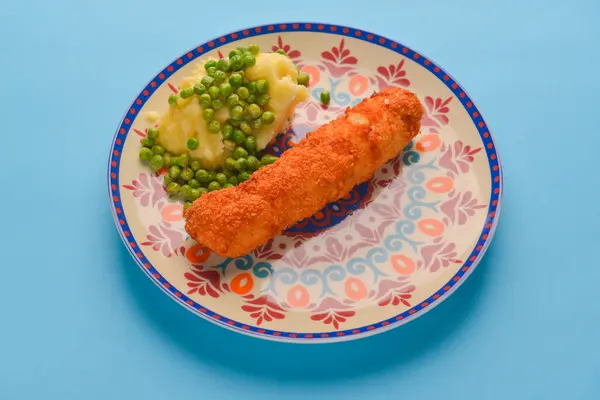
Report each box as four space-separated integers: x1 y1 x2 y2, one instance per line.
1 0 599 398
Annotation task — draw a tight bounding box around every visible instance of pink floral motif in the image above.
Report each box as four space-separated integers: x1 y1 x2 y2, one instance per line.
252 239 284 261
133 128 147 137
375 59 410 89
419 238 462 272
422 96 452 128
439 140 482 176
272 36 301 60
241 295 286 325
321 39 358 77
374 278 415 307
122 172 166 208
441 190 487 226
280 241 320 268
310 298 355 329
140 222 185 257
184 267 223 298
346 222 393 257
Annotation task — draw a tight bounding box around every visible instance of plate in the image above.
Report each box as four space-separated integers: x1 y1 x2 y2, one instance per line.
108 22 502 342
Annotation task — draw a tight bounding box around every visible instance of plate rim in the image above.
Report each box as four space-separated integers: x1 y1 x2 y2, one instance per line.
107 21 503 343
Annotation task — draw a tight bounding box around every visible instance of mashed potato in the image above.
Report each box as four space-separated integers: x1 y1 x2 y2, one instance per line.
156 52 308 169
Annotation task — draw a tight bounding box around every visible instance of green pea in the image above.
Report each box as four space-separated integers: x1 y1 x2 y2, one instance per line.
152 145 165 156
229 119 241 127
139 147 153 161
261 111 275 125
228 175 238 185
229 73 243 88
150 155 164 170
297 72 310 86
242 77 250 86
208 86 220 100
248 44 260 55
247 104 262 119
223 140 236 151
177 153 190 168
207 171 216 181
168 94 178 105
193 83 206 95
247 82 257 94
217 58 230 71
190 188 201 200
226 93 240 107
245 136 257 155
214 70 227 84
222 124 233 140
251 118 262 131
246 95 256 104
188 178 201 189
208 120 221 133
230 55 243 70
204 60 217 71
215 173 228 185
247 155 260 170
169 165 182 179
225 157 237 171
180 184 192 198
163 174 173 186
276 49 286 56
180 87 194 99
230 105 244 120
190 159 202 171
243 54 256 67
184 201 193 212
141 137 154 147
229 49 242 59
219 82 233 98
257 93 270 106
201 75 214 88
212 99 224 110
240 121 252 135
236 86 250 100
261 154 278 165
203 108 215 121
187 138 199 150
238 100 248 109
256 79 268 94
207 67 217 77
232 129 246 144
195 169 210 183
237 46 248 53
181 167 194 181
164 153 173 167
167 182 181 195
199 93 212 108
233 146 249 160
320 90 331 105
147 127 159 140
208 181 221 192
235 157 248 171
238 171 250 182
223 183 234 189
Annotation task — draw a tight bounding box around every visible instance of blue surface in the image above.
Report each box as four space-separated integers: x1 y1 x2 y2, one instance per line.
1 0 599 398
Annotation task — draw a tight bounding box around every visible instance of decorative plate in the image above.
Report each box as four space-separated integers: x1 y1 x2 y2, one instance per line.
108 22 502 342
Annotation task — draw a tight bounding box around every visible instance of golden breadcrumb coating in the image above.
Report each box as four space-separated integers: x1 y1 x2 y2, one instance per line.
185 88 424 257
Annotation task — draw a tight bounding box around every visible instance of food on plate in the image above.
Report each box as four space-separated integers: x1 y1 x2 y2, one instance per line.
185 88 424 258
137 44 309 209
